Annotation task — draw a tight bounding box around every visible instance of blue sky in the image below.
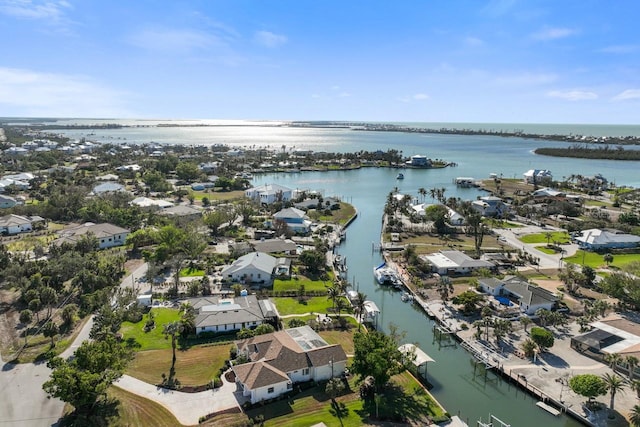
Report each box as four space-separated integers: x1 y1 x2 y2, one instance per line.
0 0 639 123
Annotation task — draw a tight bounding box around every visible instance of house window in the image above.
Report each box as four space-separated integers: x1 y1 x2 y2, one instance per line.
257 273 261 279
302 368 309 375
287 383 293 390
267 387 274 394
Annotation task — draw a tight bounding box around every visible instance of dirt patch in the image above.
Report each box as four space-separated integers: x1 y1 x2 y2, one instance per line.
0 289 21 358
124 258 145 275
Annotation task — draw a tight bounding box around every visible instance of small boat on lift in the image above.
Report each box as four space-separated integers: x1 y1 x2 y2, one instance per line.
396 173 404 180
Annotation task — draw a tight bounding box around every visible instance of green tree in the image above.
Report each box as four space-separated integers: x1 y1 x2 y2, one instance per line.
631 405 640 427
604 253 614 266
521 338 537 358
530 326 554 350
519 316 532 333
287 318 306 328
326 284 340 312
43 335 133 417
351 329 406 390
163 321 184 370
451 290 483 314
175 161 201 182
19 309 33 325
61 303 79 327
602 373 625 418
625 355 639 381
605 353 622 372
569 374 607 402
325 377 345 404
42 320 58 347
179 303 196 337
299 249 326 274
253 324 275 336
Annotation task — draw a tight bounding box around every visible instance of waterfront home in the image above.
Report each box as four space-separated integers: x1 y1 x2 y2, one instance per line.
471 196 508 218
578 174 609 192
251 238 298 255
53 222 130 249
157 204 202 219
406 155 432 167
571 314 640 372
233 326 347 404
573 228 640 251
245 183 294 204
531 187 566 200
273 207 312 234
0 195 18 209
523 169 553 185
422 250 494 276
294 197 340 211
477 276 558 315
411 203 466 225
188 294 278 335
221 252 278 287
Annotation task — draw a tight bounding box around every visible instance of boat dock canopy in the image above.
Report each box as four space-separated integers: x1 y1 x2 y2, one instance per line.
398 343 435 367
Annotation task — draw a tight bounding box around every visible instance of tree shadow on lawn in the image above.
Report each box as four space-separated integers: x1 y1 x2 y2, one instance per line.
358 383 436 424
58 397 120 427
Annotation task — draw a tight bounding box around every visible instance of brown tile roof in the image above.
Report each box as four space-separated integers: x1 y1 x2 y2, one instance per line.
600 315 640 337
233 361 289 389
307 345 348 367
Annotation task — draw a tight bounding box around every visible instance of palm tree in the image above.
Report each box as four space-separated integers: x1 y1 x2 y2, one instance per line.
605 353 622 372
163 321 184 370
544 232 553 246
630 405 640 427
520 316 532 333
335 297 348 318
326 285 340 313
418 187 427 203
602 373 625 418
626 355 639 381
353 292 367 329
521 338 537 358
179 303 196 336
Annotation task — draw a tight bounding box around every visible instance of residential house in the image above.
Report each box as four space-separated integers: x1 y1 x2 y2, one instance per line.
0 195 18 209
531 187 566 200
471 196 508 218
245 184 294 204
251 238 298 255
130 197 174 209
477 276 558 315
188 295 279 335
571 314 640 372
523 169 553 185
411 203 465 225
422 250 494 276
0 214 34 235
199 162 219 173
221 252 278 286
294 197 340 211
92 182 127 195
406 155 432 167
273 207 312 234
233 326 348 404
54 222 130 249
574 228 640 251
157 205 202 219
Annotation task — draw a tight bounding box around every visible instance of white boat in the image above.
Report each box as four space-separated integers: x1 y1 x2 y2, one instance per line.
373 263 404 288
396 173 404 180
401 292 414 302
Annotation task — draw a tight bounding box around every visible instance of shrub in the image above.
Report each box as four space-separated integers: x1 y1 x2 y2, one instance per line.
530 326 554 349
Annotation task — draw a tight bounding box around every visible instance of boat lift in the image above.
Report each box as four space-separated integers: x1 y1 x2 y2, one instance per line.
477 414 511 427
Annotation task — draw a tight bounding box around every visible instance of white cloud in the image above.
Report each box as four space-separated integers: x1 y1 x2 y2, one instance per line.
413 93 429 100
0 0 70 20
547 90 598 101
599 44 639 54
254 31 287 48
612 89 640 101
464 37 484 47
397 93 429 103
532 27 576 41
128 28 218 52
493 72 557 86
0 67 133 117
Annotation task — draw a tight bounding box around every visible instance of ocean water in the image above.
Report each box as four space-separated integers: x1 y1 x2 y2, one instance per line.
48 121 640 187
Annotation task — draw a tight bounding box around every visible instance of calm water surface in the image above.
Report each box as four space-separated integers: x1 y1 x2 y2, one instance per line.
53 122 640 425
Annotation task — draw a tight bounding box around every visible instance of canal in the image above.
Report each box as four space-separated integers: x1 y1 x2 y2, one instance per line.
254 167 582 426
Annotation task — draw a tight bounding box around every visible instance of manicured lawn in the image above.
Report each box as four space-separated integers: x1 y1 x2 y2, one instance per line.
564 250 640 269
519 231 570 244
120 308 181 351
273 274 334 292
273 296 335 315
318 330 355 355
107 386 183 427
247 370 444 426
126 343 232 386
484 219 523 228
179 267 205 277
535 246 558 255
316 202 357 225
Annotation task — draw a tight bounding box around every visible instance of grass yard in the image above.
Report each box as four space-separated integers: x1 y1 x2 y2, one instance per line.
120 308 181 351
179 267 205 277
484 219 524 228
247 370 444 427
107 386 183 427
519 231 570 244
535 246 558 255
273 274 334 292
564 250 640 269
316 202 357 225
318 330 355 355
126 343 232 386
273 296 335 315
